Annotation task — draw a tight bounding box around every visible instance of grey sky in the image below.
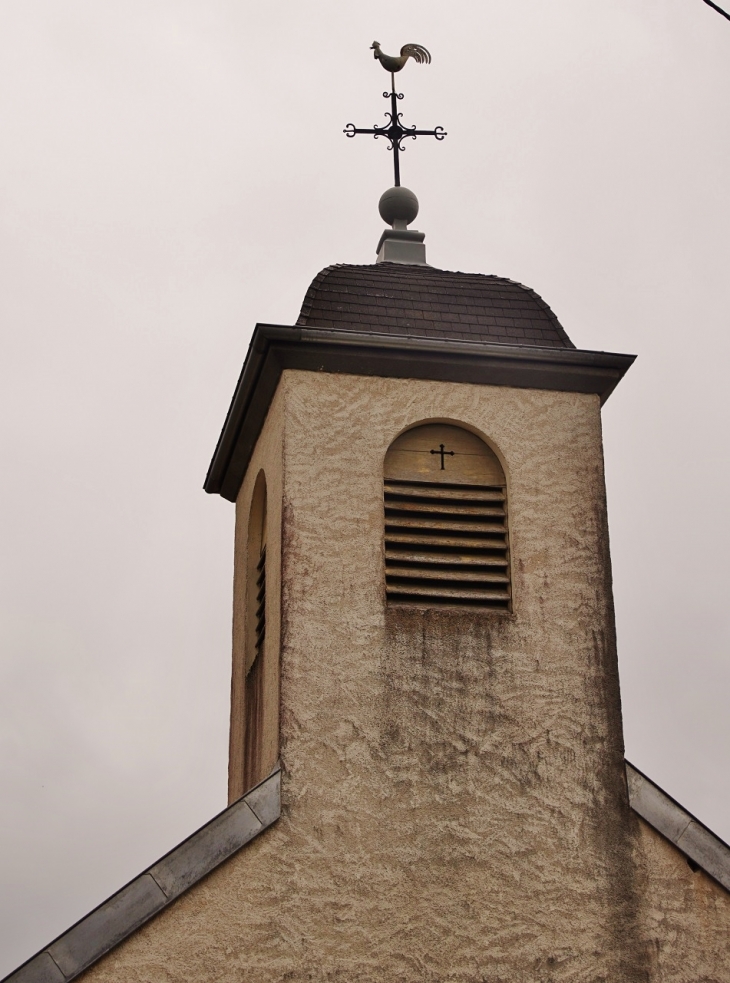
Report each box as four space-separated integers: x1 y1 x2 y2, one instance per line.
1 0 729 975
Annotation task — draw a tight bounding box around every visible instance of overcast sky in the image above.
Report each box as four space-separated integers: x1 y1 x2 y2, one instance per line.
1 0 729 975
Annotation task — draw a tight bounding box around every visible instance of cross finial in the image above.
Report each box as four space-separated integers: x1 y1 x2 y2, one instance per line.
343 44 446 188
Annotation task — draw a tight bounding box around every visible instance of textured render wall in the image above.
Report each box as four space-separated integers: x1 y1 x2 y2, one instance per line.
79 370 730 983
227 384 284 802
273 371 641 982
632 818 730 981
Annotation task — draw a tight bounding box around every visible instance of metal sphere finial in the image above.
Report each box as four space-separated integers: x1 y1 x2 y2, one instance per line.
379 187 419 229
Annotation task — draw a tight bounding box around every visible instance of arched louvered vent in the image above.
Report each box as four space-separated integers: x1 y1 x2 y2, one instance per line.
384 424 511 611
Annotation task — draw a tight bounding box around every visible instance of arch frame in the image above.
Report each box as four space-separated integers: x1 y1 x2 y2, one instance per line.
229 468 279 800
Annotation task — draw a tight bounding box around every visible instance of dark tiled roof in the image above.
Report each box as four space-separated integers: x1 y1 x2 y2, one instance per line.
297 263 574 349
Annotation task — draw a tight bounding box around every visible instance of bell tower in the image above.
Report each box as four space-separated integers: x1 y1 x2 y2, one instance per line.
198 43 657 979
203 241 647 976
8 41 730 983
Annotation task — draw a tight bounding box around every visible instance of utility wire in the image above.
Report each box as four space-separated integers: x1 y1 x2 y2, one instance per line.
701 0 730 21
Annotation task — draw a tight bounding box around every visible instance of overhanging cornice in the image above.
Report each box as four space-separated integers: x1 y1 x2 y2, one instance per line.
204 323 636 503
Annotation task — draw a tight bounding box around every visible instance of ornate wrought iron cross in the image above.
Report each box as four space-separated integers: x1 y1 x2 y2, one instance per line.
344 72 446 187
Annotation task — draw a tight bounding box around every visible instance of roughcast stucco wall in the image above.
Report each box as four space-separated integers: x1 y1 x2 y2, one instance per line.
632 818 730 982
80 369 730 983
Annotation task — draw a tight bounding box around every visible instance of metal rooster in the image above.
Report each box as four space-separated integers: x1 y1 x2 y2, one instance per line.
370 41 431 73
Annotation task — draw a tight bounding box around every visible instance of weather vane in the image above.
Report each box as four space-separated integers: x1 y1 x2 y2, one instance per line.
344 41 446 188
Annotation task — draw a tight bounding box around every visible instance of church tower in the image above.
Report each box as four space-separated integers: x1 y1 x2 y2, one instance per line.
201 190 647 974
8 46 730 983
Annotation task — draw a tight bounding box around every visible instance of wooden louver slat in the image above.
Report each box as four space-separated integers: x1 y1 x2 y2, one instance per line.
255 546 266 651
385 479 511 610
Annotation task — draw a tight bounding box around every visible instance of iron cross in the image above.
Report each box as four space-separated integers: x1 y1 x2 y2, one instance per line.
430 444 455 470
344 72 446 187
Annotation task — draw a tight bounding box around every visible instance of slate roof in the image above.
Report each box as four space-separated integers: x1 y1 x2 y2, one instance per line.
297 263 575 349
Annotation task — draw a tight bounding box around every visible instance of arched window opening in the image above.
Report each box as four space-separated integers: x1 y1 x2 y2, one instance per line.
384 423 511 611
244 472 267 791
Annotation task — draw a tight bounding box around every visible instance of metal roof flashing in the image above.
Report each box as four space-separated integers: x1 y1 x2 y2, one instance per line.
5 763 730 983
3 769 281 983
626 762 730 893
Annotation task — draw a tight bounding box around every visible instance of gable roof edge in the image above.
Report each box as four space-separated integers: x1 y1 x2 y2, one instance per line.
3 769 281 983
5 763 730 982
626 761 730 892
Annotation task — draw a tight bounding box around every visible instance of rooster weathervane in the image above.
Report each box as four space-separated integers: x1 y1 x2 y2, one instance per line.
343 41 446 187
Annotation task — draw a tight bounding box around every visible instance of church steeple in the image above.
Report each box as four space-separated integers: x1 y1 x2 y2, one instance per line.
201 252 648 976
204 73 642 977
8 38 730 983
201 60 646 954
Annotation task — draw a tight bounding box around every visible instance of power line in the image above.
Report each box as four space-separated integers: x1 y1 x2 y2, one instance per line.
701 0 730 22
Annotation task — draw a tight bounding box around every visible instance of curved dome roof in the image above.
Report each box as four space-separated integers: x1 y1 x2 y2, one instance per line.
297 263 574 349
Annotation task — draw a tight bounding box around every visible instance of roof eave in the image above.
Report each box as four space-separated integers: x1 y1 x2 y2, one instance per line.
204 323 636 503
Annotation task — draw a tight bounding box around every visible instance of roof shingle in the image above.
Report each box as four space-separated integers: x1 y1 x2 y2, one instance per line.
297 263 574 349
